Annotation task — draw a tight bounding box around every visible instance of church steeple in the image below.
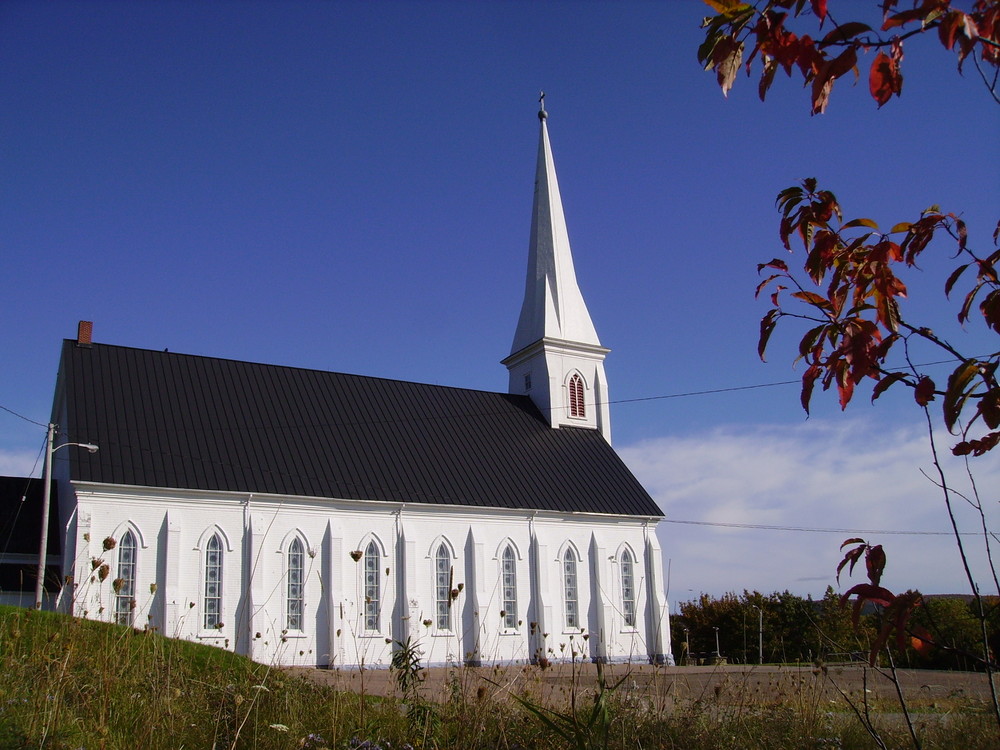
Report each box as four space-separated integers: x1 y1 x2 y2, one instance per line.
503 97 611 442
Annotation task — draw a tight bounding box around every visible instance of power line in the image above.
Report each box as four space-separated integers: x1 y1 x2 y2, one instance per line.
0 404 46 428
663 517 987 536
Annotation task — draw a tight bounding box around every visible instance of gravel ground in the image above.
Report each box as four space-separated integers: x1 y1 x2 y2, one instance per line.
286 662 996 710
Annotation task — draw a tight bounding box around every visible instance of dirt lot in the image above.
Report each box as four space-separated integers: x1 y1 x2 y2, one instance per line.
287 661 994 711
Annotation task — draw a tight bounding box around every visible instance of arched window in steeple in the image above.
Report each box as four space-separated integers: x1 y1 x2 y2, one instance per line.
569 373 585 418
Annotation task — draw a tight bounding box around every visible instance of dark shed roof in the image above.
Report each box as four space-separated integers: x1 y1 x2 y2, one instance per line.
58 341 662 517
0 476 60 557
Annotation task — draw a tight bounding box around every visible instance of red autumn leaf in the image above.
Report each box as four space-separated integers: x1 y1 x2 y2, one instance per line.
810 0 828 24
944 359 979 430
713 36 745 97
819 22 872 48
882 8 926 30
865 544 886 587
836 543 865 584
872 372 907 402
944 262 970 298
952 440 974 456
869 51 902 107
837 375 855 410
759 308 780 361
938 10 965 50
914 375 936 406
801 363 821 413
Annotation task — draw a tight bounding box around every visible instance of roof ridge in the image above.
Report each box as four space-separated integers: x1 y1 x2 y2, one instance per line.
62 339 517 399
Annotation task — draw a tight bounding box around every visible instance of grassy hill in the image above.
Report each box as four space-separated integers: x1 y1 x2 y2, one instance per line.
0 605 995 749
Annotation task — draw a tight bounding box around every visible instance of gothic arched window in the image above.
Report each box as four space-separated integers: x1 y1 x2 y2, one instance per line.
435 543 452 630
287 538 305 631
501 545 517 630
204 533 223 630
114 530 137 626
569 373 585 418
364 541 380 631
563 548 579 629
620 548 636 628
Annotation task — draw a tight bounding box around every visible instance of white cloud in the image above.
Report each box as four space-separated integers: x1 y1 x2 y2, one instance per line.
619 418 1000 606
0 449 43 477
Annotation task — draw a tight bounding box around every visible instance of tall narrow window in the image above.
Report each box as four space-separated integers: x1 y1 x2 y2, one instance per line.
563 548 579 629
502 545 517 630
569 374 585 418
621 549 636 628
114 530 137 626
364 541 380 631
287 538 305 631
204 534 223 629
435 543 452 630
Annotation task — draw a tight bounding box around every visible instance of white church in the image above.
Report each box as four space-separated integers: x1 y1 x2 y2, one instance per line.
47 104 674 668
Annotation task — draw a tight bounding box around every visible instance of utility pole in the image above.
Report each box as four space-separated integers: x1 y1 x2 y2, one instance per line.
752 604 763 665
35 424 98 609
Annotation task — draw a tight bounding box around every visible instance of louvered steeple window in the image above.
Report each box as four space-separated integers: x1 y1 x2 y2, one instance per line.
569 374 585 418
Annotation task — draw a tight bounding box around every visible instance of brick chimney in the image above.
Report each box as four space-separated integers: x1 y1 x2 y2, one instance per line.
77 320 93 347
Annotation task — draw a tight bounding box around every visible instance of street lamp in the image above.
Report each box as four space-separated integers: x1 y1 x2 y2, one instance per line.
35 423 98 610
752 604 763 665
713 625 720 656
683 627 690 665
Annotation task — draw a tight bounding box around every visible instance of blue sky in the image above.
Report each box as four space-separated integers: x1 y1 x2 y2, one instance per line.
2 1 998 604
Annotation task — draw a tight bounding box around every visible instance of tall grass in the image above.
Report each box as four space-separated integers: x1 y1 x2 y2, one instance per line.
0 605 993 749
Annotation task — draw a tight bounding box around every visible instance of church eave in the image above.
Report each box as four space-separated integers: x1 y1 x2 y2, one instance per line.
501 336 611 368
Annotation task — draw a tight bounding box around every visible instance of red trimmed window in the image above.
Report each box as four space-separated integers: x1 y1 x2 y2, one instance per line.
569 374 585 418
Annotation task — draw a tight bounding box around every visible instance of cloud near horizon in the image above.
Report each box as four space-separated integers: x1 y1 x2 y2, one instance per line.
619 418 1000 606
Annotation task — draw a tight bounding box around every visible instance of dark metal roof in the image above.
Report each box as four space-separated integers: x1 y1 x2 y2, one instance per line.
58 341 662 517
0 475 60 557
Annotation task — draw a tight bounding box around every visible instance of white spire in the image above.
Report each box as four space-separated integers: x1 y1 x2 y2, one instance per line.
503 99 611 442
509 101 601 356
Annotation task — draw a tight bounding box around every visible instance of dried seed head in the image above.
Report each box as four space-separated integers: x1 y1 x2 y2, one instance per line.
103 536 117 551
349 550 363 562
98 563 110 581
